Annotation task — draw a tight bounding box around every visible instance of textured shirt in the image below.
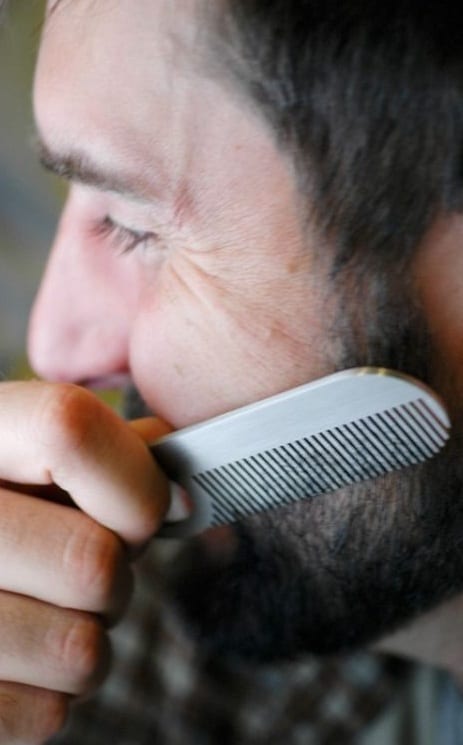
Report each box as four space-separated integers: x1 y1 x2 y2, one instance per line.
47 541 416 745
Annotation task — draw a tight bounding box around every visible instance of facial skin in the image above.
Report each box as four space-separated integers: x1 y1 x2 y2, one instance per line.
30 0 463 661
31 0 335 427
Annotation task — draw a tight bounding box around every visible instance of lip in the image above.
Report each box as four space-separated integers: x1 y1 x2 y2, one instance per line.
83 374 133 391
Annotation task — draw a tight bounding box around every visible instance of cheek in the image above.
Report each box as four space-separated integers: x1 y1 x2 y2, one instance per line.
128 259 331 428
128 274 249 426
129 295 229 426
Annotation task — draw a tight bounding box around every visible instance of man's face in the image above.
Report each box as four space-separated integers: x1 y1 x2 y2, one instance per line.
30 0 335 429
30 0 463 659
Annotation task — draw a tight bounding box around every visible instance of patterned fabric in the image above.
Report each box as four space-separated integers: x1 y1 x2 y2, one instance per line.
48 542 410 745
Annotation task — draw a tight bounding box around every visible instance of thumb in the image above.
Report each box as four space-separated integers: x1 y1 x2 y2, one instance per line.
128 417 173 444
129 417 193 524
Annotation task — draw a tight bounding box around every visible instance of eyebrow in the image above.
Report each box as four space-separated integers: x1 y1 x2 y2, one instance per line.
36 137 154 202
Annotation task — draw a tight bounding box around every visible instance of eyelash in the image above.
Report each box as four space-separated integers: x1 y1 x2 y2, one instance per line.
95 215 158 255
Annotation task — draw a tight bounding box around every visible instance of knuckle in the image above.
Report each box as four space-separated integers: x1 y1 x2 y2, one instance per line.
0 691 18 744
35 383 101 456
52 616 108 693
32 692 69 743
0 687 68 744
63 518 126 610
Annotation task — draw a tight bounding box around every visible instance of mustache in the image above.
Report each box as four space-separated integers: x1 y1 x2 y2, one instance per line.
122 385 153 420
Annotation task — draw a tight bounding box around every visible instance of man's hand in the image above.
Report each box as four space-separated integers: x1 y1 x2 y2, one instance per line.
0 381 169 743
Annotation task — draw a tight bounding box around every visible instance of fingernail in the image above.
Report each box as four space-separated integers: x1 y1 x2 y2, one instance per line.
165 482 192 523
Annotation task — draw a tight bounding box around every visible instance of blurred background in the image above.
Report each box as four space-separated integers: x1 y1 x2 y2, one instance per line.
0 0 61 379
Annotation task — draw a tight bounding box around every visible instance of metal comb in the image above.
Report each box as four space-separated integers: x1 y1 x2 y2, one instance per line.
151 367 450 537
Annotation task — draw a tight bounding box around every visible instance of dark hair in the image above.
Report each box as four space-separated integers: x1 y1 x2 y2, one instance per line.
217 1 463 271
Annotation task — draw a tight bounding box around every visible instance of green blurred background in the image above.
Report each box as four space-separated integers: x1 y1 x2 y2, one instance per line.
0 1 61 379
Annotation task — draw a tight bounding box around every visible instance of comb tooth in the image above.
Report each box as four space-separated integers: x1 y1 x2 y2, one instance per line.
288 440 335 492
415 397 449 434
206 463 243 503
399 402 443 452
328 422 386 480
252 449 302 503
211 456 289 522
380 408 433 462
245 451 308 505
249 448 320 505
314 428 367 483
193 469 236 523
361 411 420 468
279 442 327 494
223 461 275 510
332 423 388 479
276 436 370 498
391 403 440 456
220 460 277 516
303 434 350 490
201 488 233 526
404 402 446 451
239 454 296 506
226 460 281 510
276 439 327 492
409 399 449 445
236 440 339 511
349 417 400 471
234 455 268 493
347 418 400 476
392 404 441 457
202 465 262 525
378 408 433 464
211 496 234 525
225 458 270 502
321 427 364 481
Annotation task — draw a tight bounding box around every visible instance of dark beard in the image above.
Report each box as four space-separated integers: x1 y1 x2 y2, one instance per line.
162 441 463 661
122 386 153 420
125 263 463 663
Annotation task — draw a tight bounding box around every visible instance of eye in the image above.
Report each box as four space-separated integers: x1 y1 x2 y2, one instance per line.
93 215 159 256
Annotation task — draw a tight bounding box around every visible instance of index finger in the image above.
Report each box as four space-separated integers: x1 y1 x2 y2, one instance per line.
0 381 170 546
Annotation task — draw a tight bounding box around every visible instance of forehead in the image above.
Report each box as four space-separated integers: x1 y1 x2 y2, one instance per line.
34 0 296 233
39 0 205 85
45 0 203 37
34 0 216 194
36 0 216 112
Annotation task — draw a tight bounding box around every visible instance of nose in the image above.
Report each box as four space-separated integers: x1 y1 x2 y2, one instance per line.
28 194 135 386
